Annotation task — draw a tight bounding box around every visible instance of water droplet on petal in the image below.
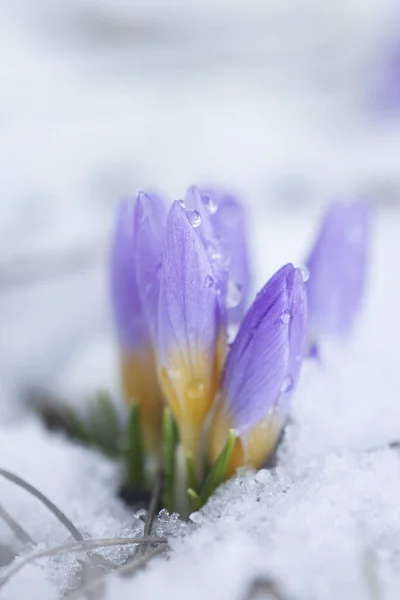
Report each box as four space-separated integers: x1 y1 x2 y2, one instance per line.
169 367 182 380
215 282 223 296
298 264 310 282
280 375 293 393
204 274 214 288
201 193 218 214
280 309 291 324
235 476 244 486
186 379 205 400
177 199 185 208
187 209 201 228
226 279 243 308
227 323 239 344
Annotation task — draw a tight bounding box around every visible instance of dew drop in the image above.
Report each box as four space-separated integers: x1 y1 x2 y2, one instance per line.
177 199 185 208
186 379 205 400
201 193 218 214
215 282 223 296
207 242 222 262
235 476 244 486
204 274 214 288
280 375 293 393
169 367 182 380
227 323 239 344
226 279 243 308
280 309 291 324
187 209 201 228
298 264 310 282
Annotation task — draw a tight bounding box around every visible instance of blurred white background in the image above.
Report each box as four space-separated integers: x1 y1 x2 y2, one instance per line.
1 0 400 401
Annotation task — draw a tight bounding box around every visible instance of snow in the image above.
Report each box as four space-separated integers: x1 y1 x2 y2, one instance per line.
1 1 400 598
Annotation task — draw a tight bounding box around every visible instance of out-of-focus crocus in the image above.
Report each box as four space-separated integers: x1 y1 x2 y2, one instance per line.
208 264 308 477
157 201 223 461
305 199 370 349
110 196 165 457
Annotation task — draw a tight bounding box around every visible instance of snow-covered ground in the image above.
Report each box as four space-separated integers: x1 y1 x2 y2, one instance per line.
1 1 400 598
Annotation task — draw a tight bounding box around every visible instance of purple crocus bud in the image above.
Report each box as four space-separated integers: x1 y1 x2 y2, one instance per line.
208 264 307 475
110 197 164 457
133 191 167 339
157 201 222 460
184 185 251 327
111 198 147 353
306 199 370 346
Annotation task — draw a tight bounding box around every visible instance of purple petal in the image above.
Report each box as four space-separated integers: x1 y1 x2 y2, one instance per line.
110 199 149 352
306 199 371 341
208 189 251 324
220 264 308 435
185 185 251 325
156 201 220 435
133 191 167 339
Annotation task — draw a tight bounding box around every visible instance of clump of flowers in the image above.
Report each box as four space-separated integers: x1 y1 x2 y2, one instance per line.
110 186 309 513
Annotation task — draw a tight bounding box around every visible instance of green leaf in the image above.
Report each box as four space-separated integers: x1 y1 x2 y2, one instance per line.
186 453 200 494
187 488 201 512
200 429 236 505
162 409 179 513
64 405 93 445
123 405 145 489
87 392 122 457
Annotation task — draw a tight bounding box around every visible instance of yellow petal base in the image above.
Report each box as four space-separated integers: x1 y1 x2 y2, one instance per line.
159 329 226 463
208 402 283 479
121 347 163 458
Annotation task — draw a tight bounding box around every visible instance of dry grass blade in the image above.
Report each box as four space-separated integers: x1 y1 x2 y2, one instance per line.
0 504 34 545
65 545 167 599
0 469 82 541
243 577 288 600
0 536 168 589
136 471 162 559
144 474 162 537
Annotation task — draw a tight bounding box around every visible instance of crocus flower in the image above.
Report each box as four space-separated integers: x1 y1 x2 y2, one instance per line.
111 188 309 488
305 199 370 349
156 201 223 460
208 264 308 476
110 195 165 457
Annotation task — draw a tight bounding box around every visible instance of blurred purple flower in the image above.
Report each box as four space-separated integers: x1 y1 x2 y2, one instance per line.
306 199 371 347
110 194 166 456
374 37 400 114
208 264 308 475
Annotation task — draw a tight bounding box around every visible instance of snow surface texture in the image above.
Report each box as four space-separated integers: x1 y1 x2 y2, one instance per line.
1 1 400 599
